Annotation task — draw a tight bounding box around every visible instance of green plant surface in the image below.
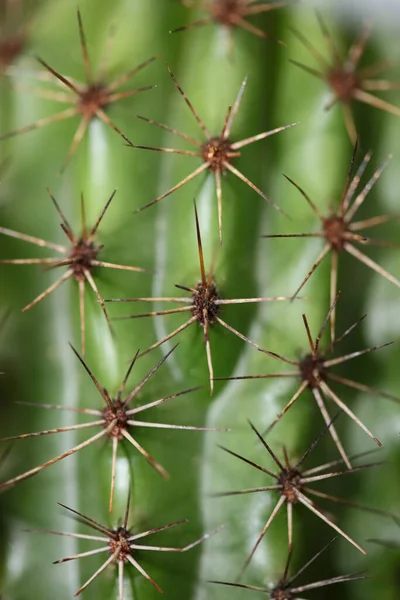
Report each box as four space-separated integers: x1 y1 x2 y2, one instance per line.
0 2 399 600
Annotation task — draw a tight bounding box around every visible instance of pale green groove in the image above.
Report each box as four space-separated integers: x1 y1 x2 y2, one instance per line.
50 269 80 596
195 8 353 598
88 120 112 207
152 123 184 384
1 3 400 600
337 116 400 600
84 120 119 381
40 174 80 595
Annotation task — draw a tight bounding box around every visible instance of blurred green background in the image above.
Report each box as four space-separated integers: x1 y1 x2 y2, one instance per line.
0 1 399 599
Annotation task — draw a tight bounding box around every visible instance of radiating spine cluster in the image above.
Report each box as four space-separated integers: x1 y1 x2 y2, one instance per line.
0 2 399 599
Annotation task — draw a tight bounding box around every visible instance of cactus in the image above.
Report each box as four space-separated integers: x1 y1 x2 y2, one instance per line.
0 2 399 600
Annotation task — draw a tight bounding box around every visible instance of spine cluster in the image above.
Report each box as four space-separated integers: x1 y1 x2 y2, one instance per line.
0 2 399 600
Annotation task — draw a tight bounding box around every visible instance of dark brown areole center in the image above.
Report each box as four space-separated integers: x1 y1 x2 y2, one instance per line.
278 468 303 504
323 215 348 251
102 399 129 440
328 66 360 103
201 136 238 171
271 586 294 600
78 82 110 119
109 526 132 562
0 34 25 68
210 0 244 24
69 238 100 281
191 281 221 327
299 353 325 389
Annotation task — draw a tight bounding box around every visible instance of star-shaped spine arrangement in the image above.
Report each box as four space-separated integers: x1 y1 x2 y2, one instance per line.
291 13 400 142
172 1 289 41
211 538 368 597
35 493 217 597
0 188 146 354
0 8 157 172
0 345 220 510
217 294 399 468
215 420 393 579
264 141 400 341
130 66 296 242
107 204 295 393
